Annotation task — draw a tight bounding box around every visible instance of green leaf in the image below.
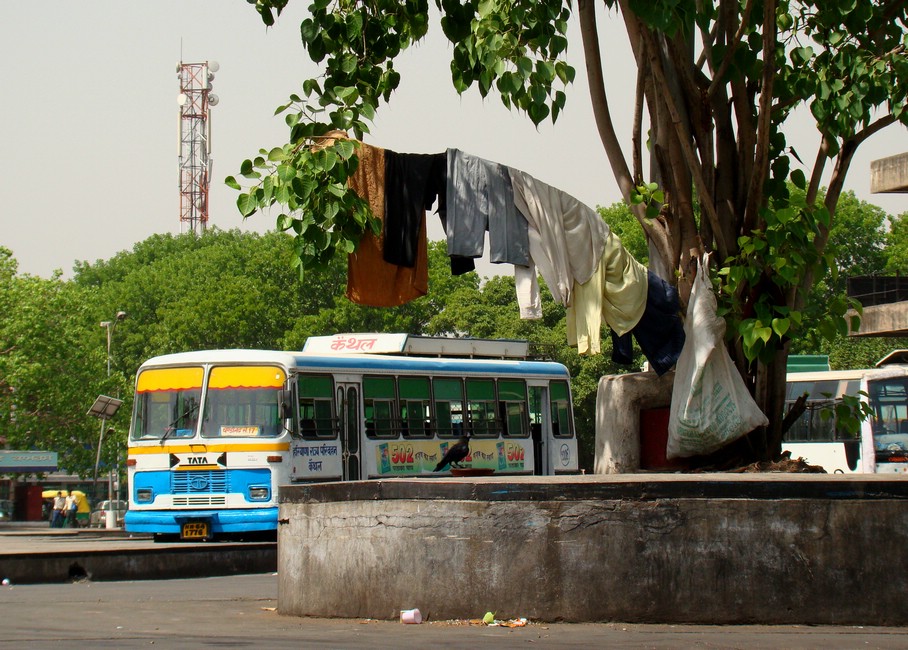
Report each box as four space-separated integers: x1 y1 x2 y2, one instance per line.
276 214 294 231
335 140 356 159
771 317 790 338
224 176 241 190
293 177 318 200
237 193 257 218
262 175 274 203
277 164 296 183
517 57 533 79
528 101 549 125
268 147 287 162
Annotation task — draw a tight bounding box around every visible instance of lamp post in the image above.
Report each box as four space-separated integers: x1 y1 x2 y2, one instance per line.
101 311 127 377
97 311 126 528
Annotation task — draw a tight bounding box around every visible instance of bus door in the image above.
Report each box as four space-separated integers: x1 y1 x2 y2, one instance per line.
336 382 362 481
528 384 550 476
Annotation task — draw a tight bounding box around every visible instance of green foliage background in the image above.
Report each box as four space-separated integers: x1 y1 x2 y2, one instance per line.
1 191 906 478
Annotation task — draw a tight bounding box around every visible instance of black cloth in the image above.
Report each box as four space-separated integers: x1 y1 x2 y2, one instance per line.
383 151 446 268
611 270 686 376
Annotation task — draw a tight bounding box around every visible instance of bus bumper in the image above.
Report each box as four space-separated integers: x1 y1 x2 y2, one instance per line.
124 506 278 534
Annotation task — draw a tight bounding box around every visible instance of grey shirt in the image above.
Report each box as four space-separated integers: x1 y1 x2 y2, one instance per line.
445 148 530 266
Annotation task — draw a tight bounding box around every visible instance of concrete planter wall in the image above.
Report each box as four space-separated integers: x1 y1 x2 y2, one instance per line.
278 476 908 625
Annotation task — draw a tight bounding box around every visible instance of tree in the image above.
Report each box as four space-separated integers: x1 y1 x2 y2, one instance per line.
885 211 908 274
597 201 649 265
0 249 119 478
236 0 908 462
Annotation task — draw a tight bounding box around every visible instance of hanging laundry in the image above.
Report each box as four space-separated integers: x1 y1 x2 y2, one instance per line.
611 270 686 376
445 149 530 271
515 264 542 318
383 151 446 268
566 229 648 355
345 141 429 307
508 167 609 309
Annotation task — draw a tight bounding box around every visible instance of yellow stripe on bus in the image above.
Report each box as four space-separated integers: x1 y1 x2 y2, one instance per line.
128 443 290 455
137 367 204 392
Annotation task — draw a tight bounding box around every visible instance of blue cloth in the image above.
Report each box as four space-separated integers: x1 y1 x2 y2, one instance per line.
611 271 686 376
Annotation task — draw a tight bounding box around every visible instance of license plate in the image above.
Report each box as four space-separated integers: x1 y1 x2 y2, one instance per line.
181 522 209 540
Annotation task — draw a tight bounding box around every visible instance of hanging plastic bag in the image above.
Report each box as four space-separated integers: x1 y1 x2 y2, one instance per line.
667 254 768 458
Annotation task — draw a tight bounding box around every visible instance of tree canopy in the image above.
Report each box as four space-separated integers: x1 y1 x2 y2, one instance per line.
236 0 908 460
3 196 907 479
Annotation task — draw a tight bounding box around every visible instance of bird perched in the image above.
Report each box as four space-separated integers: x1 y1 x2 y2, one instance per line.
434 435 470 471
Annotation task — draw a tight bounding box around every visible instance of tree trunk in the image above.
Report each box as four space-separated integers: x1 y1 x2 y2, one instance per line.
754 342 790 461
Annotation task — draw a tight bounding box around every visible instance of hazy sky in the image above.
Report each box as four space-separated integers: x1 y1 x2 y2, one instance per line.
2 3 906 279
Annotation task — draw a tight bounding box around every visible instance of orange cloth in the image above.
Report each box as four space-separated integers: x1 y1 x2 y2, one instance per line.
346 142 428 306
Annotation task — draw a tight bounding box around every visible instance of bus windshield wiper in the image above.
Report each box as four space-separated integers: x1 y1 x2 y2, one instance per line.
160 403 200 444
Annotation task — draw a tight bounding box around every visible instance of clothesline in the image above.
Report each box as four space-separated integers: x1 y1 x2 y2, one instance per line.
335 137 683 374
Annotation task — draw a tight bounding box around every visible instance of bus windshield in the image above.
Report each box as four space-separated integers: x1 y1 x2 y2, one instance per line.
132 365 288 440
868 375 908 459
132 367 204 440
200 365 287 438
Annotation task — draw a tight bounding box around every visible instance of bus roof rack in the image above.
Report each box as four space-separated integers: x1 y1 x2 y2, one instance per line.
876 350 908 367
302 333 530 359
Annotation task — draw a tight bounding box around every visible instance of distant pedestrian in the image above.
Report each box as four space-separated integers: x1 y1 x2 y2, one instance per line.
51 492 65 528
64 493 77 528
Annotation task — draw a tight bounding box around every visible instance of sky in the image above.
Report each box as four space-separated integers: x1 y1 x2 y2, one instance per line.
2 2 907 279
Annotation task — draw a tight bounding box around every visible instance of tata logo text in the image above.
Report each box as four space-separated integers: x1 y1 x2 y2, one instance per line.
186 456 209 465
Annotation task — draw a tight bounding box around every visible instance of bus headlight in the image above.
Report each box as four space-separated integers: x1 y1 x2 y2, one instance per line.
249 486 270 501
136 489 153 503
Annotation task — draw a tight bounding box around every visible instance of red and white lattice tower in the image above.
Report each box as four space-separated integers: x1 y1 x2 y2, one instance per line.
177 61 219 234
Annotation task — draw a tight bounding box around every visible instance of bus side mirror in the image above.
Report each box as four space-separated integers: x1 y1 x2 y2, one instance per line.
279 390 293 419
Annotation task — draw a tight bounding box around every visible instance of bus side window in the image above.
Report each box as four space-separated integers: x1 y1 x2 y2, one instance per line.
399 376 432 439
498 379 528 438
550 380 574 439
466 378 499 438
363 376 397 439
433 377 464 438
298 374 336 440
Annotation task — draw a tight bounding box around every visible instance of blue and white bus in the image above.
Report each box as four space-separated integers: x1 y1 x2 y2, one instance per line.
783 351 908 474
125 334 578 540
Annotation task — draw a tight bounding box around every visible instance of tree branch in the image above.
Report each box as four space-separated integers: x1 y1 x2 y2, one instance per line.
824 114 898 212
578 0 635 203
632 67 645 184
581 0 674 274
707 0 756 100
796 113 898 310
635 24 730 258
742 0 777 233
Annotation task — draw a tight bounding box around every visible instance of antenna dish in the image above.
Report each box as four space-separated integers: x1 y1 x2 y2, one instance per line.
176 62 182 73
177 93 187 106
208 93 219 106
208 61 220 73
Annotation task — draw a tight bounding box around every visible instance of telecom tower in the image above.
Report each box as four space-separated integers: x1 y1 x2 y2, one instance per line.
177 61 219 234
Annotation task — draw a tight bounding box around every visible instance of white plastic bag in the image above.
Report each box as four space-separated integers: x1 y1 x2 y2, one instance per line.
667 254 768 458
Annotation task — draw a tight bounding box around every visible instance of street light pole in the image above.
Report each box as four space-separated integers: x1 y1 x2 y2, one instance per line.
98 311 126 528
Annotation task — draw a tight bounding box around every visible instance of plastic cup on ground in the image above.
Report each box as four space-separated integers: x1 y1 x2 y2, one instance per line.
400 608 422 624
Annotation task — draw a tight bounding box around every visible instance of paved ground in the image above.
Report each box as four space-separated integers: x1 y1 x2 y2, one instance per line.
2 523 908 648
2 573 908 649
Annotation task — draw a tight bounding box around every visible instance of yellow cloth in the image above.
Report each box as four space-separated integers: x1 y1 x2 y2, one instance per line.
566 230 648 355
